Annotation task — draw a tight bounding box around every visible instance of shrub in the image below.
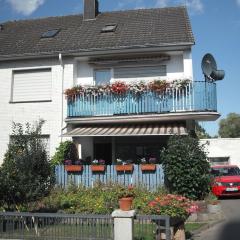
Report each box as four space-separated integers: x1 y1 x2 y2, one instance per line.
51 141 79 166
161 135 210 200
146 194 198 219
0 120 55 209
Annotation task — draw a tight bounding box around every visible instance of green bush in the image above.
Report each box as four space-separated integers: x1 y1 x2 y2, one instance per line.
0 120 55 209
51 141 79 166
161 135 210 200
13 183 167 214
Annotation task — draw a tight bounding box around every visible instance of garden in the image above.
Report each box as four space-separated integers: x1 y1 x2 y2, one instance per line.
0 120 213 240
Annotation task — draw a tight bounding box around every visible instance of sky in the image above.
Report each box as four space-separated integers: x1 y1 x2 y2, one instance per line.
0 0 239 136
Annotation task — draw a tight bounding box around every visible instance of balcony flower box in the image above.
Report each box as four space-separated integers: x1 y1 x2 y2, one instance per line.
141 164 156 172
64 165 83 172
115 164 134 172
91 165 105 172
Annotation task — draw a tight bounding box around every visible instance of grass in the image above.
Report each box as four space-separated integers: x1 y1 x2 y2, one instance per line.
1 221 204 240
185 222 207 239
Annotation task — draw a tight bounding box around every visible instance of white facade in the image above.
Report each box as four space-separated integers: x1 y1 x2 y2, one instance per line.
0 49 192 163
200 138 240 167
76 51 192 86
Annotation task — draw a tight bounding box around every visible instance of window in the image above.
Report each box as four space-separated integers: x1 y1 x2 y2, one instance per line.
101 24 117 33
94 69 111 85
41 29 60 38
209 157 229 166
114 65 166 79
10 134 50 156
12 68 52 102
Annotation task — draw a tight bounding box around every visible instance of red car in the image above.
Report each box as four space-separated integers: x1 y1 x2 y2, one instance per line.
211 165 240 197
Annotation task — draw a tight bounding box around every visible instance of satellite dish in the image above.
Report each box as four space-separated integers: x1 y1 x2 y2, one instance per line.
201 53 225 81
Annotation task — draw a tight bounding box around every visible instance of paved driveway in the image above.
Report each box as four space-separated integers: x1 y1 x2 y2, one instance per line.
194 197 240 240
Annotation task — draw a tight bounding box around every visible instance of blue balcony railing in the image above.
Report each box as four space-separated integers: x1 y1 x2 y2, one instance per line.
67 81 217 117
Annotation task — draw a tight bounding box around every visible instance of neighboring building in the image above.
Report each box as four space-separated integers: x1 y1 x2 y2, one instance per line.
0 0 220 164
200 138 240 167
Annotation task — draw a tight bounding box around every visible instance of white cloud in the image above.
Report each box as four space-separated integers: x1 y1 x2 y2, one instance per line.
237 0 240 6
185 0 203 14
6 0 45 16
155 0 169 8
116 0 145 10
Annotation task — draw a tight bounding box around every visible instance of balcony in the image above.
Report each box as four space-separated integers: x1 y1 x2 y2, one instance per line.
67 81 217 118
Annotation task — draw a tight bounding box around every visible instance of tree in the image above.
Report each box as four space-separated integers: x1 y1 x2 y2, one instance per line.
51 141 79 166
218 113 240 138
161 135 210 200
195 122 211 139
0 120 55 209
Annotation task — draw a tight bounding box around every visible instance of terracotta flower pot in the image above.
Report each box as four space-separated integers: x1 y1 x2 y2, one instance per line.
119 197 133 211
141 164 156 171
64 165 83 172
115 164 133 172
91 165 105 172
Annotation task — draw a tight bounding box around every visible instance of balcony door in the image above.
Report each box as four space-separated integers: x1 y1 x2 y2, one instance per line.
94 69 111 86
94 143 112 165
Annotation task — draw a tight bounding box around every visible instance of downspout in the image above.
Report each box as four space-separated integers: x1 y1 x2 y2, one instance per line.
59 53 64 142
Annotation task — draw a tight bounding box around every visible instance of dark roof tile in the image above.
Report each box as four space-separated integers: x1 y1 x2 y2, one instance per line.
0 6 194 58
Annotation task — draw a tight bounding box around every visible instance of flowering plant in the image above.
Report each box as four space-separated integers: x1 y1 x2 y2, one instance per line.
64 79 191 99
147 194 199 219
91 159 105 165
128 82 147 95
169 79 190 90
118 185 135 198
148 157 157 164
115 158 133 165
140 157 157 164
148 80 169 93
111 82 128 94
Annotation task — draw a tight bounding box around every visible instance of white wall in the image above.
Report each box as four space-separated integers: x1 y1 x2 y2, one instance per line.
200 138 240 167
0 57 74 163
0 49 193 164
76 51 192 85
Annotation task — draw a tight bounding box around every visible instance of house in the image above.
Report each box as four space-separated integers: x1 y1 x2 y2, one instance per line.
200 138 240 167
0 0 220 165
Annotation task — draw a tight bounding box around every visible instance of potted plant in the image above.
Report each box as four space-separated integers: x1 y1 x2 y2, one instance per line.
206 192 221 213
148 80 169 93
64 159 83 172
147 194 198 240
115 159 134 172
140 157 157 171
118 185 135 211
91 159 106 172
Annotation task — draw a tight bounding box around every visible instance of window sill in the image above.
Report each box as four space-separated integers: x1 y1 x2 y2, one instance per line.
9 100 52 104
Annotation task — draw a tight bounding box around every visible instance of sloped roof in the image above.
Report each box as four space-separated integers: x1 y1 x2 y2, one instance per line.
0 6 194 59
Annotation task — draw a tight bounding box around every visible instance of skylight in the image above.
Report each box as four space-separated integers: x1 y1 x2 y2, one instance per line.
101 24 117 33
41 29 60 38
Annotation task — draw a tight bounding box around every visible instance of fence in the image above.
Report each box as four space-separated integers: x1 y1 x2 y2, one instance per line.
134 215 171 240
55 164 164 190
0 212 114 240
67 81 217 117
0 212 171 240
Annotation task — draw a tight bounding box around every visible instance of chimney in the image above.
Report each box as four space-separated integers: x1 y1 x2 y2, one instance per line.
83 0 99 20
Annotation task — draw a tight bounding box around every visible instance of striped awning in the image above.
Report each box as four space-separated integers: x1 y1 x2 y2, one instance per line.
63 123 187 137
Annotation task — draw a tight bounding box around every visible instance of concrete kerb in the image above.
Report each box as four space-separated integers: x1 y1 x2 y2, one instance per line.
190 217 226 238
186 209 225 238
